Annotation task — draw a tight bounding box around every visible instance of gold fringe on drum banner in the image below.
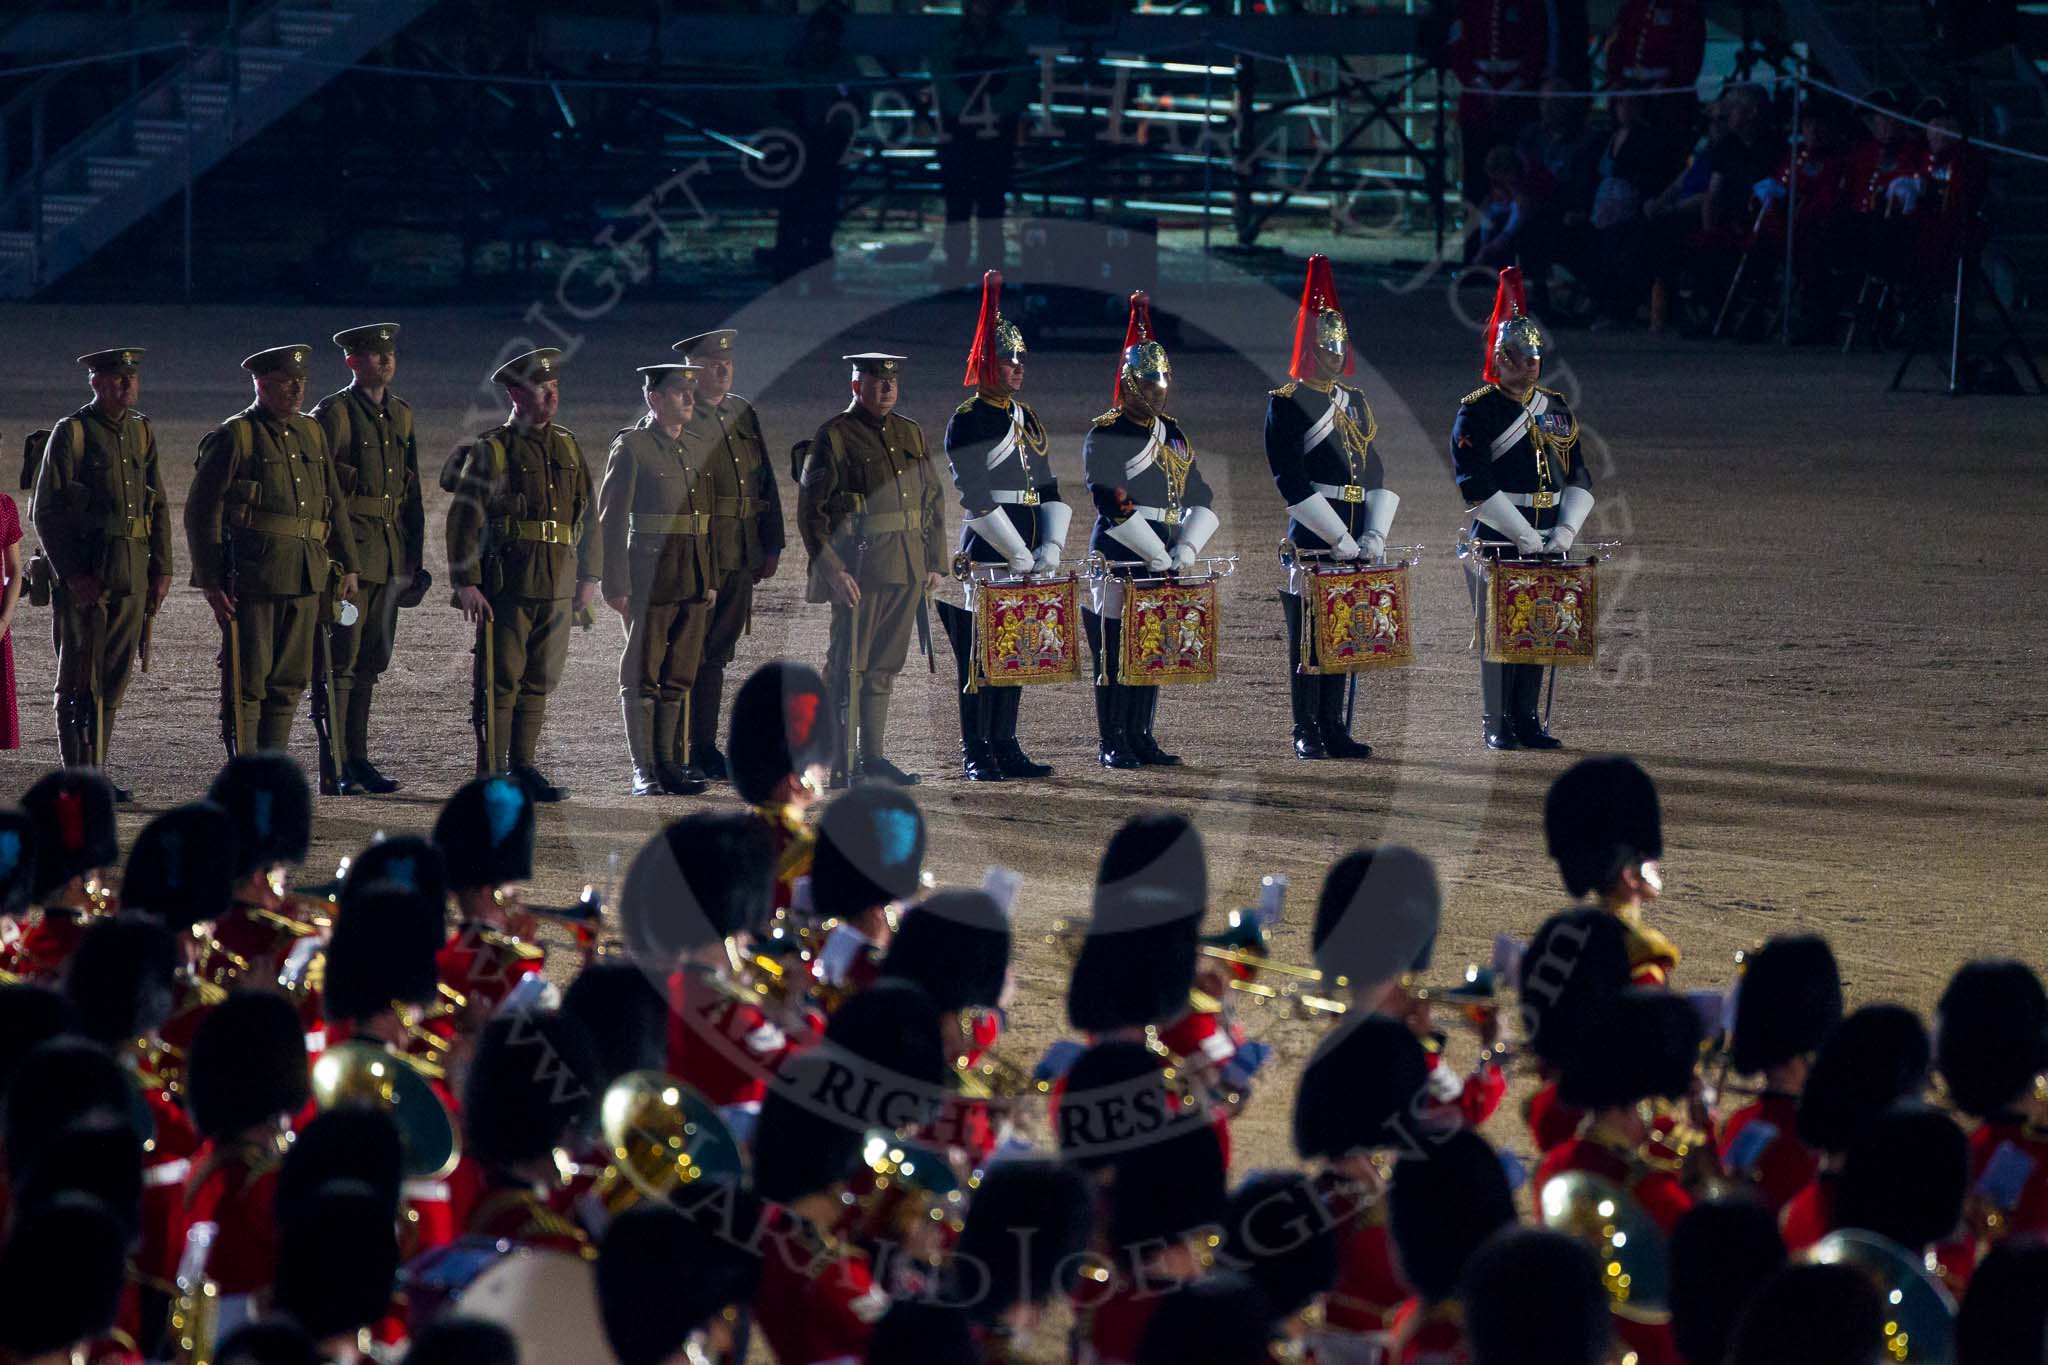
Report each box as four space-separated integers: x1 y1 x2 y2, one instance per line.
1298 564 1417 675
1121 578 1221 687
1483 559 1599 666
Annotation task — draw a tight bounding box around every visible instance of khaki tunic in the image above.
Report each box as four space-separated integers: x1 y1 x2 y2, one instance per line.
186 407 359 597
30 404 172 714
445 422 598 602
310 384 423 586
600 414 718 702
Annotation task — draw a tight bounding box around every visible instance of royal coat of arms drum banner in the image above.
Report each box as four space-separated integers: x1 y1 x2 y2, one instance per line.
1119 578 1220 687
1483 559 1599 666
973 576 1083 687
1300 564 1416 674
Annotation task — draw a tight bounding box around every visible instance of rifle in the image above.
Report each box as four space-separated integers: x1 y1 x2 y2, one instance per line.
842 536 867 784
309 568 350 795
218 543 247 757
474 615 498 777
84 601 107 768
138 600 156 674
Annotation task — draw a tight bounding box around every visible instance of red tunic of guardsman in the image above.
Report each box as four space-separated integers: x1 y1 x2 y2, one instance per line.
1936 960 2048 1249
727 660 835 918
200 753 324 1049
431 773 551 1030
1718 935 1842 1213
459 1011 600 1257
178 991 312 1318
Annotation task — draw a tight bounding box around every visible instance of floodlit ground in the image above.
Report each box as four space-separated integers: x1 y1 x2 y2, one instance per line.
4 257 2044 1201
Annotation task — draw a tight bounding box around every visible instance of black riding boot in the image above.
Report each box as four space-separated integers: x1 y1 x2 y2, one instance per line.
1319 674 1373 759
1483 663 1518 750
1513 664 1561 749
1088 611 1140 770
1282 592 1326 759
992 685 1052 778
960 684 1006 782
1129 686 1180 766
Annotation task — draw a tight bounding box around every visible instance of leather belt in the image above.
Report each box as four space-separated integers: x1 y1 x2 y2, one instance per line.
856 510 928 535
349 492 399 518
711 496 760 518
100 514 150 539
241 511 329 541
1311 482 1368 504
1126 504 1182 526
1504 491 1559 509
628 512 712 536
494 517 576 545
989 488 1042 507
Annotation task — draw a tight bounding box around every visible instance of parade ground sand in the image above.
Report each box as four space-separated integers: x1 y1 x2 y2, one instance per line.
3 270 2044 1181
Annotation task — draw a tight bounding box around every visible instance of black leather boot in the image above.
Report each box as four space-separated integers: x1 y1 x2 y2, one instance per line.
1513 664 1562 749
1319 674 1372 759
1484 663 1519 750
992 685 1052 778
1283 593 1326 759
1130 687 1180 766
961 685 1006 782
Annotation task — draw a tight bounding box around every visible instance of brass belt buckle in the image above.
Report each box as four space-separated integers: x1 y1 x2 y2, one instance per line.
1164 507 1181 526
1341 484 1365 503
1020 488 1040 507
538 518 560 542
1531 491 1557 510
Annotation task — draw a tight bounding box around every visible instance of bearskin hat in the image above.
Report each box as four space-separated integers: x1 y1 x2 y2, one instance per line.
560 961 670 1087
811 786 926 923
123 802 237 930
62 912 178 1045
1834 1103 1969 1252
1096 811 1207 908
1727 1263 1885 1365
0 1193 127 1359
3 1037 137 1179
1558 987 1704 1110
750 1054 866 1203
1796 1003 1930 1155
273 1179 400 1342
1220 1170 1341 1319
8 1112 144 1243
1460 1227 1612 1365
22 768 117 899
1312 845 1441 985
1519 907 1634 1068
1936 959 2048 1119
620 812 776 961
1730 935 1844 1076
1067 884 1202 1034
821 978 949 1098
1956 1238 2048 1365
462 1011 602 1170
599 1194 762 1365
277 1108 403 1226
1057 1039 1195 1171
1544 756 1663 898
433 775 535 892
187 991 311 1142
339 834 447 927
880 889 1011 1014
0 984 78 1103
728 660 837 805
1389 1129 1519 1302
868 1303 979 1365
951 1157 1097 1320
1136 1274 1278 1365
212 1321 322 1365
206 753 312 876
1107 1123 1226 1257
322 880 443 1022
1293 1013 1432 1161
1669 1197 1787 1365
391 1319 519 1365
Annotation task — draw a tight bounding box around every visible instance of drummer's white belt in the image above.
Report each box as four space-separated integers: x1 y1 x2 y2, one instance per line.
1501 490 1559 509
985 407 1023 469
1123 419 1168 480
987 488 1042 506
1302 400 1340 453
1124 504 1180 524
1311 481 1369 503
1489 391 1550 460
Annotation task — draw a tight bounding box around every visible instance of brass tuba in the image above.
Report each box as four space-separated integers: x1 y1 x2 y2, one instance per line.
1536 1171 1672 1325
1805 1229 1956 1363
310 1040 461 1180
593 1070 744 1215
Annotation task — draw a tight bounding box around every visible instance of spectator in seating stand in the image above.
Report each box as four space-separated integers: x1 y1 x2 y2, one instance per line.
1588 92 1682 325
1514 81 1607 314
1445 0 1554 212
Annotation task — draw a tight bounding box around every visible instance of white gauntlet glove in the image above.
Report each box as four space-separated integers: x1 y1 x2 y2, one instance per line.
1032 500 1071 572
1547 486 1594 555
1285 494 1357 559
1362 488 1399 565
967 510 1033 574
1107 512 1173 573
1473 491 1545 556
1172 506 1219 570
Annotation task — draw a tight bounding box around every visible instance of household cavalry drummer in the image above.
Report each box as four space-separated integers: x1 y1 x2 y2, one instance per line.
938 270 1069 783
1081 291 1218 770
445 347 601 803
1451 268 1594 751
670 328 785 780
309 323 425 795
185 344 360 755
598 361 718 798
796 351 948 788
1264 254 1394 761
29 347 173 797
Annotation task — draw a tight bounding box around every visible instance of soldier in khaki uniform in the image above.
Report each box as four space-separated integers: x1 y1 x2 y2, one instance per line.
445 347 601 804
797 352 948 786
599 362 718 798
30 348 173 797
670 328 784 779
186 344 360 755
309 322 424 794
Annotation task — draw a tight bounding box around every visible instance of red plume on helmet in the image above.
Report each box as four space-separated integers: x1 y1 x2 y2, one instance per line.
1289 254 1353 381
964 269 1004 389
1115 290 1154 406
1482 267 1528 385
